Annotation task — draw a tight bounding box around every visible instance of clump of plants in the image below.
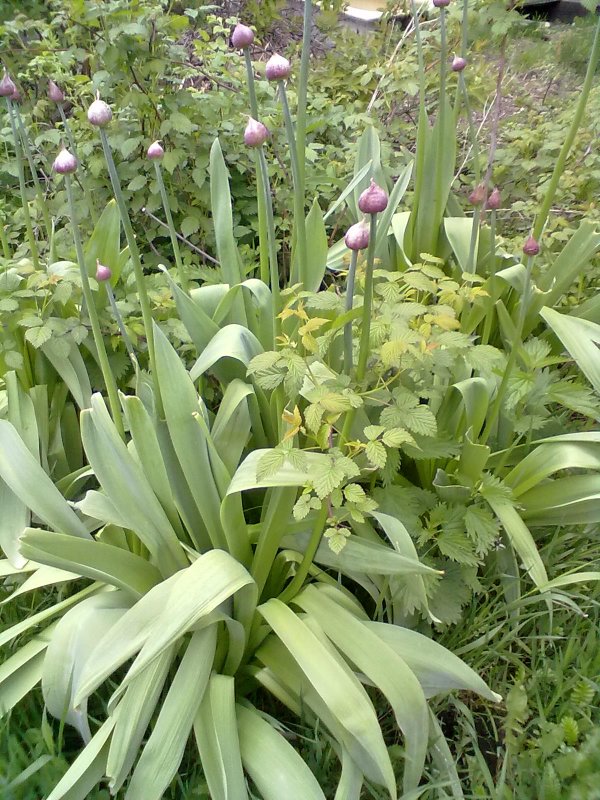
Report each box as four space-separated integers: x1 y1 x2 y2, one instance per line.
1 0 600 797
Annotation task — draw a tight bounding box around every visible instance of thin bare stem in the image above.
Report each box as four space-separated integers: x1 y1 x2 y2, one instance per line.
5 97 39 268
153 161 188 291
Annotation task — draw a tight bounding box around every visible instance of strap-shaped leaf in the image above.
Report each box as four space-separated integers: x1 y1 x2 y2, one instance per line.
237 703 326 800
0 419 90 539
0 635 48 716
541 307 600 394
209 138 243 285
46 718 114 800
485 496 547 587
189 324 263 383
519 475 600 525
505 440 600 497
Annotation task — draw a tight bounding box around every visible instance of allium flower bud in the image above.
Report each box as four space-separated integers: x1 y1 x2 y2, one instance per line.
95 260 112 282
87 95 112 127
433 0 450 7
10 87 21 103
468 183 486 207
231 22 254 49
486 187 501 211
265 54 292 81
48 80 65 103
452 55 467 73
345 221 370 251
0 70 16 98
358 179 389 214
147 140 164 160
244 117 269 148
523 235 540 256
52 147 78 174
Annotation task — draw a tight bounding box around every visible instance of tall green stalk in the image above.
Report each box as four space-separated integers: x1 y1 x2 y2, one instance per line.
533 14 600 242
153 161 188 291
356 214 379 382
279 82 307 287
344 250 359 373
97 128 157 395
257 148 281 343
5 97 39 268
57 104 99 224
432 5 448 254
481 208 497 346
64 175 124 439
0 219 10 259
14 105 52 243
296 0 312 194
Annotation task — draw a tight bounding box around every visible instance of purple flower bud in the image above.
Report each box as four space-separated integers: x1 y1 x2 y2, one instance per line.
433 0 450 7
523 235 540 257
265 54 292 82
52 147 78 175
231 22 254 49
10 86 21 103
48 80 65 103
87 96 112 127
345 221 370 251
486 187 501 211
452 55 467 73
468 184 486 207
244 117 269 148
358 179 388 215
95 260 112 282
0 70 16 98
147 140 164 160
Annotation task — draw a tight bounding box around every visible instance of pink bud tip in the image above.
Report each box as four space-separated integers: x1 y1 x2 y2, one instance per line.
147 140 164 160
10 87 21 103
452 56 467 72
433 0 450 7
0 70 16 98
345 221 370 251
87 96 112 127
265 54 292 82
231 22 254 49
95 261 112 282
244 117 269 148
358 179 389 215
468 184 486 207
52 147 78 175
486 187 501 211
523 235 540 257
48 80 65 103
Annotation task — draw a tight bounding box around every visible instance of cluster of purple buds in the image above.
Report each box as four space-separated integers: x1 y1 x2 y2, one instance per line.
52 147 78 174
358 179 389 214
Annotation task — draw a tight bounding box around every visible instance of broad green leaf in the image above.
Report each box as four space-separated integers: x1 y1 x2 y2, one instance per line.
0 476 29 568
0 635 47 716
444 217 477 274
228 449 328 493
334 747 364 800
538 572 600 591
193 675 248 800
302 198 328 291
162 269 219 354
259 598 396 795
211 380 252 474
297 584 428 792
375 161 413 262
485 496 547 586
323 160 371 222
505 440 600 497
19 529 161 597
519 475 600 525
237 703 326 800
541 307 600 394
0 420 90 540
125 627 216 800
540 221 600 304
84 200 122 284
189 324 263 383
209 138 243 285
1 563 78 604
46 718 114 800
352 126 385 218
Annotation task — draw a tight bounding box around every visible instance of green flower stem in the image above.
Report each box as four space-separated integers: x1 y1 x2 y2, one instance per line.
410 0 427 249
5 97 39 268
296 0 312 193
98 128 158 400
480 254 536 445
467 205 480 274
344 250 359 373
14 106 52 244
257 147 280 343
104 280 138 368
481 208 497 346
279 81 307 287
244 48 269 286
65 174 124 439
533 14 600 242
251 487 298 598
459 73 481 183
58 104 99 224
0 219 10 259
431 7 448 254
153 161 188 292
356 214 378 382
278 500 329 604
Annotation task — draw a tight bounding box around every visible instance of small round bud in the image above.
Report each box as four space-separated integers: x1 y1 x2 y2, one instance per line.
52 147 78 175
486 187 501 211
147 140 164 160
95 261 112 282
0 70 16 98
452 56 467 73
87 96 112 127
345 221 370 251
265 54 292 82
468 184 486 207
433 0 450 7
244 117 269 148
48 80 65 103
231 22 254 49
523 235 540 257
358 179 389 215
